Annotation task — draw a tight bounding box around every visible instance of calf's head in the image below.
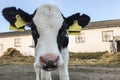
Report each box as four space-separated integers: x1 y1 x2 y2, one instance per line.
2 4 90 71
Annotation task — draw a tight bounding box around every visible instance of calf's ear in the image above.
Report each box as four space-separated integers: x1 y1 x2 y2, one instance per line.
65 13 90 28
65 13 90 35
2 7 33 31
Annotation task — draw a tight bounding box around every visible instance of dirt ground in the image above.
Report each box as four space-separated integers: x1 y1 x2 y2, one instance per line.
0 48 120 80
0 64 120 80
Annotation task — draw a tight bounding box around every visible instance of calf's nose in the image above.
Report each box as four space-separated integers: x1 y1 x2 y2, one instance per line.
40 54 59 71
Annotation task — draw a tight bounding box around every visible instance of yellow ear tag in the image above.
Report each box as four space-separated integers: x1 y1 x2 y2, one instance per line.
9 24 25 31
68 20 82 35
14 14 29 29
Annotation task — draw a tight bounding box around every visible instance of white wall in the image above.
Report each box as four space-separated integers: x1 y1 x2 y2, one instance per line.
68 27 120 53
0 35 35 56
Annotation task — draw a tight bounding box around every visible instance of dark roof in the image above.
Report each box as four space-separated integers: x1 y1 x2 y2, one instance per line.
0 30 31 38
1 19 120 37
84 19 120 30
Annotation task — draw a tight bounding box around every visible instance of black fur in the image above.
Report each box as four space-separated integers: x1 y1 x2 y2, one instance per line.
65 13 90 28
18 8 33 23
29 21 40 47
57 21 69 51
2 7 33 27
2 7 17 27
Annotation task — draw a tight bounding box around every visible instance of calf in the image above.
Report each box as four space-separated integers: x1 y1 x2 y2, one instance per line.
2 4 90 80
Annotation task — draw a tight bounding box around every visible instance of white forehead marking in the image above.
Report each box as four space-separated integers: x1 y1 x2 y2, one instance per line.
33 4 64 35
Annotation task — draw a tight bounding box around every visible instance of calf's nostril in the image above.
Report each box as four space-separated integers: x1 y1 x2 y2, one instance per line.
47 61 55 66
40 55 60 71
40 56 47 66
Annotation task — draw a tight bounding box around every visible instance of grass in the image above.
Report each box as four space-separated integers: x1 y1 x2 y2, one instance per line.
70 51 107 60
1 48 120 67
69 52 120 67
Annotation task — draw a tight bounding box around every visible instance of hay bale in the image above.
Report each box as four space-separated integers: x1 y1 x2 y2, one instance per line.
0 48 34 65
100 53 114 60
2 48 23 57
110 53 120 63
99 52 120 65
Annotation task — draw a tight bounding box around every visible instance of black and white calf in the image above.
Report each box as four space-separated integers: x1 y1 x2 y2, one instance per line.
2 4 90 80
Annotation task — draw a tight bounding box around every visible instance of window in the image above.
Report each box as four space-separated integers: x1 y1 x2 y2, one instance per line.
75 33 85 43
102 31 113 42
14 38 21 47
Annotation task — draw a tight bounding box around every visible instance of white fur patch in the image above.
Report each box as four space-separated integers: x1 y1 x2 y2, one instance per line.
33 4 64 34
33 4 64 67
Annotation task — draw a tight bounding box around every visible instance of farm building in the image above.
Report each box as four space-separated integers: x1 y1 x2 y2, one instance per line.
0 30 34 56
0 19 120 56
69 19 120 53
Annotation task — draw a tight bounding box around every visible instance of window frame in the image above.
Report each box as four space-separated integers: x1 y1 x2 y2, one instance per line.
14 38 21 47
75 33 85 43
102 30 113 42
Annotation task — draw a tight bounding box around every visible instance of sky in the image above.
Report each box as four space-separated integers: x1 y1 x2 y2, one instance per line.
0 0 120 32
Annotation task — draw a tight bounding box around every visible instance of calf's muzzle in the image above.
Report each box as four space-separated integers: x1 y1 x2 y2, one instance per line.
40 54 60 71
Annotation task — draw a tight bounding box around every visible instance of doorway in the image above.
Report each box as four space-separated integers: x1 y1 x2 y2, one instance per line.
117 41 120 52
